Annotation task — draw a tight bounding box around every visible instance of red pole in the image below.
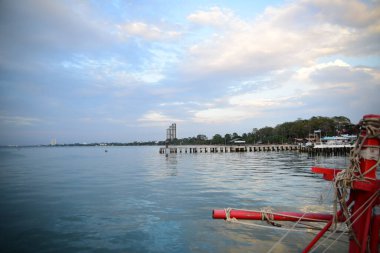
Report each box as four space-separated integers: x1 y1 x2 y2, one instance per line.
349 114 380 253
303 219 333 253
302 198 353 253
370 215 380 253
213 209 339 222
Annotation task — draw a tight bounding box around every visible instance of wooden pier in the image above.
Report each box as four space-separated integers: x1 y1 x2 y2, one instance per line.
159 144 354 156
299 145 353 156
159 144 299 154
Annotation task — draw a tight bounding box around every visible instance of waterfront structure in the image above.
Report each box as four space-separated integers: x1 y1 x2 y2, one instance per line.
159 144 354 156
159 144 299 154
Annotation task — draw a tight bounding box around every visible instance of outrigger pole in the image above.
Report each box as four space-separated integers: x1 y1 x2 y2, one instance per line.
213 114 380 253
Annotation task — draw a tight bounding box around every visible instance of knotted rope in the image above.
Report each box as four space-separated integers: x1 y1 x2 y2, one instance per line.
333 116 380 245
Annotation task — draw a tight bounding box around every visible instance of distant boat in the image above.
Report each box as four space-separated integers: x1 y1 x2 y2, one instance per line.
230 138 246 145
314 134 356 149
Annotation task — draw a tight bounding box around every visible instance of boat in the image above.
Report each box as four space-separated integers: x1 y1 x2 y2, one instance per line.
313 134 357 149
212 114 380 253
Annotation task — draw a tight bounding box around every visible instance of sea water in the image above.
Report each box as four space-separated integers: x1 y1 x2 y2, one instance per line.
0 146 350 252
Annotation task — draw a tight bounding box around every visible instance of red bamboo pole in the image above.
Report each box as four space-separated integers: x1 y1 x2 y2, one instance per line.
302 219 333 253
349 114 380 253
370 215 380 253
212 209 340 222
302 198 352 253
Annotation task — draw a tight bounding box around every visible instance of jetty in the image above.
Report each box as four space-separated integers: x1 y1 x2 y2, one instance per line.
159 144 298 154
159 144 355 156
298 144 353 156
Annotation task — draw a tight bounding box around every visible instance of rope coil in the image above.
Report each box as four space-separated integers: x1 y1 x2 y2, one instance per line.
332 116 380 247
261 207 282 227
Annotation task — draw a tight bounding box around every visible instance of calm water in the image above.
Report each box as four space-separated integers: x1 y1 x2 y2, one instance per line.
0 146 350 252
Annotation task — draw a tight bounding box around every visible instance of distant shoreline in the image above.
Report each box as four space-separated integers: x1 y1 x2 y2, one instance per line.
0 142 163 148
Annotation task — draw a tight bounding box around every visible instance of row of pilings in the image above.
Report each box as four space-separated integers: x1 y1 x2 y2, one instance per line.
298 146 353 156
159 145 353 156
159 145 298 154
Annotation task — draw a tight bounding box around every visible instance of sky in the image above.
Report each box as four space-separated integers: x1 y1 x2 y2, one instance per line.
0 0 379 145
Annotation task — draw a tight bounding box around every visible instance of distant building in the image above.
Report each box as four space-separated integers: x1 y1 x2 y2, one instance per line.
166 123 176 141
50 138 57 145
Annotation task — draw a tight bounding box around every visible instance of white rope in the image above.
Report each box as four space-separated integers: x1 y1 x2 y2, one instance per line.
309 189 379 253
329 116 380 245
226 207 331 223
320 194 378 253
266 210 308 253
224 208 322 233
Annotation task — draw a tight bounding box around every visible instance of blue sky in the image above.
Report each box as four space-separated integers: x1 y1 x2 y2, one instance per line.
0 0 379 145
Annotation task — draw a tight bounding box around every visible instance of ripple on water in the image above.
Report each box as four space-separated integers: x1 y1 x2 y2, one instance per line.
0 147 350 252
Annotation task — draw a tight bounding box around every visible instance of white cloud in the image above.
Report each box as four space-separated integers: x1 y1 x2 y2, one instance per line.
182 0 379 79
159 101 214 107
187 7 234 27
228 95 302 108
187 56 379 125
138 111 183 126
294 59 351 81
192 107 257 124
61 50 174 87
1 0 378 145
117 22 181 41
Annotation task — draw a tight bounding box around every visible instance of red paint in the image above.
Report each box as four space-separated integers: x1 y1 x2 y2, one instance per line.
311 167 342 181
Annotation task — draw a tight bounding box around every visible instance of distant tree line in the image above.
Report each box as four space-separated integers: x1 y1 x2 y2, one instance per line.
166 116 358 145
33 116 357 147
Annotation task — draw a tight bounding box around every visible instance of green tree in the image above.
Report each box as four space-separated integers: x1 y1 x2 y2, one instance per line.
211 134 224 144
224 134 232 144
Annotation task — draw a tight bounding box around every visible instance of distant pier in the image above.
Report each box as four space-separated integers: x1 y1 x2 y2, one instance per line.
159 144 353 156
299 145 353 156
159 144 299 154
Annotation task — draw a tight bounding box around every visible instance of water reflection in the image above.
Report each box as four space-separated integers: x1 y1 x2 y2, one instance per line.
164 154 178 177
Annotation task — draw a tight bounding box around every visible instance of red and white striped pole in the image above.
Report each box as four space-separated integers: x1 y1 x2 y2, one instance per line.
349 114 380 253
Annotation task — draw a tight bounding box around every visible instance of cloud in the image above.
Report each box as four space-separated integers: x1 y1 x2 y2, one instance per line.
117 21 181 41
187 57 379 125
294 60 350 81
192 107 257 124
187 7 241 28
181 0 379 81
0 115 42 126
0 0 378 145
138 111 183 126
228 96 302 108
60 47 178 88
0 0 112 64
307 0 380 28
